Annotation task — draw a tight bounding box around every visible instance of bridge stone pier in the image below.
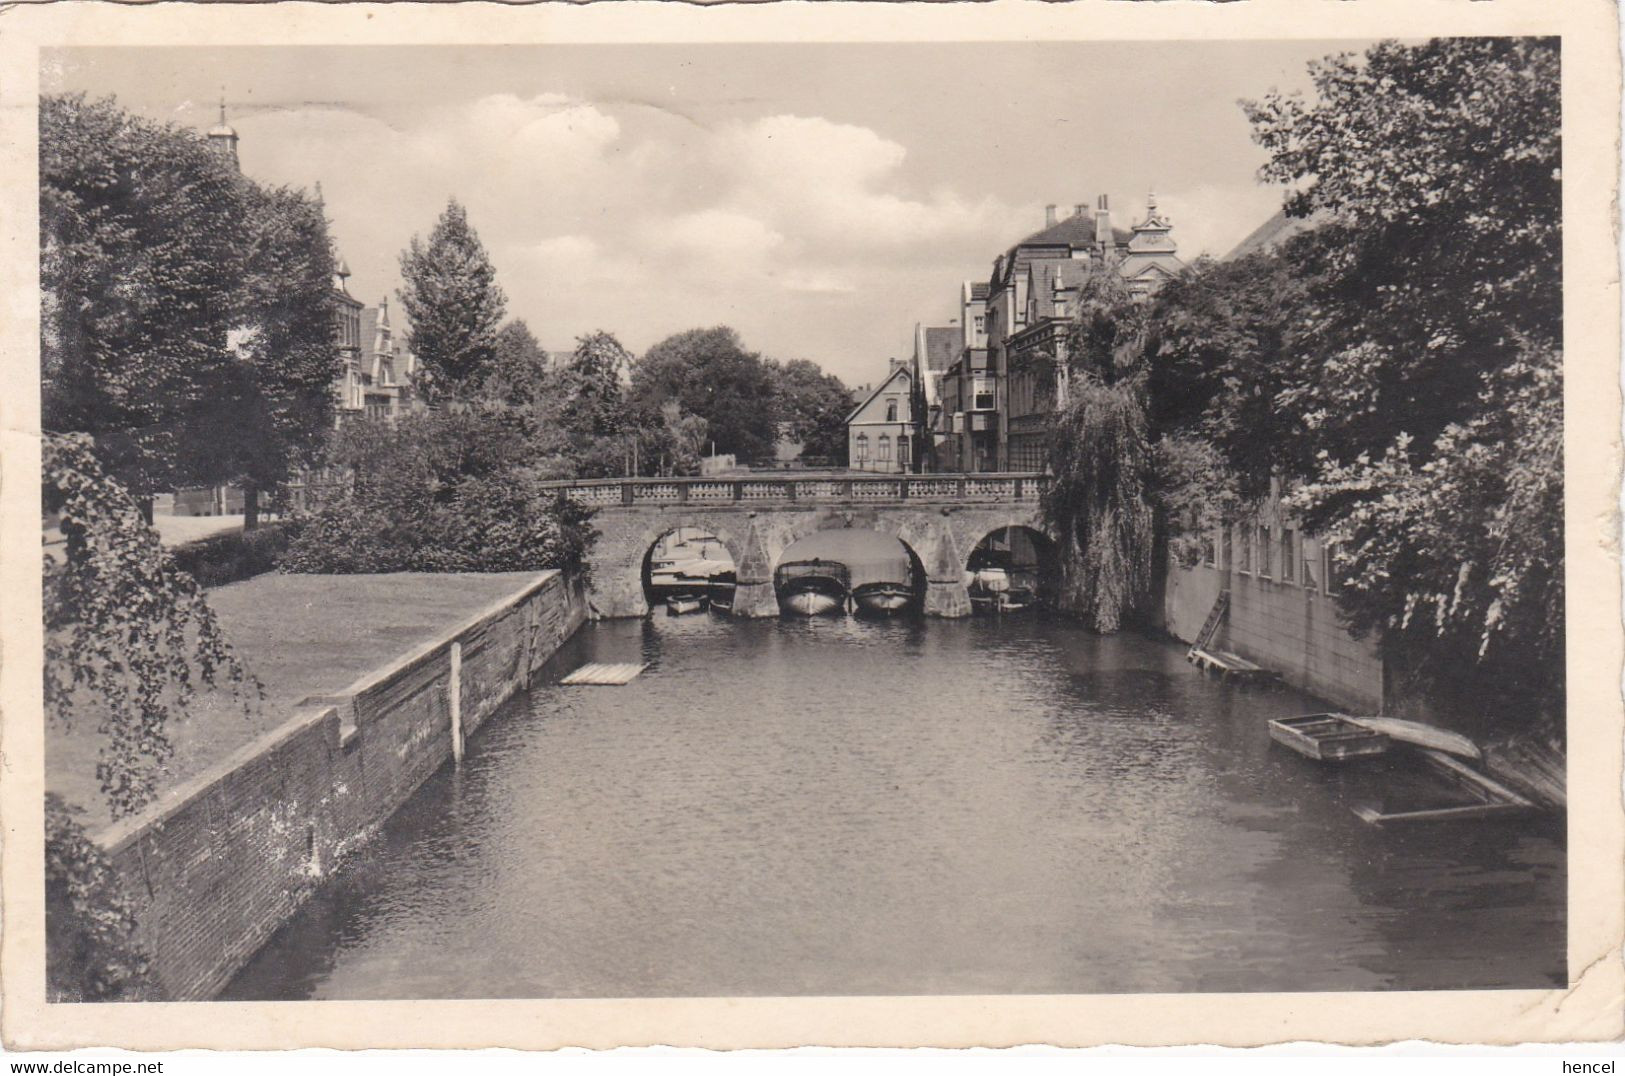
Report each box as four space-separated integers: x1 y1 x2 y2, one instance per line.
547 474 1049 619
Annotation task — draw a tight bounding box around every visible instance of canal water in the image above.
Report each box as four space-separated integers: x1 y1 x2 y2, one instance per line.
225 614 1565 999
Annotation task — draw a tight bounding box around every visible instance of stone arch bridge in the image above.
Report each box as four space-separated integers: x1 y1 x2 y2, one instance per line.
545 473 1051 619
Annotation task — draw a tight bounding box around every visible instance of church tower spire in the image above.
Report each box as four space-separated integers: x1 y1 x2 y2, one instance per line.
207 93 240 171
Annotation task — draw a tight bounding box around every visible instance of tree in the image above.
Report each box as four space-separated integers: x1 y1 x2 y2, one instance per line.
214 182 340 529
1041 266 1154 633
631 327 780 462
398 199 507 402
1224 38 1563 723
40 94 247 502
1146 251 1306 503
485 319 554 413
657 400 709 476
1242 37 1560 473
770 358 852 466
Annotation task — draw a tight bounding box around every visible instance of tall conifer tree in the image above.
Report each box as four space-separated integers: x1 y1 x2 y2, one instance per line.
398 199 507 402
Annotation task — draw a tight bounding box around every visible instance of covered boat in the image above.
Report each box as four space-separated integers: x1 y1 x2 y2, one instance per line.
774 529 915 617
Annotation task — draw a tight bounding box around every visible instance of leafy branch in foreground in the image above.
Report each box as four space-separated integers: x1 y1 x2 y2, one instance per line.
44 432 253 820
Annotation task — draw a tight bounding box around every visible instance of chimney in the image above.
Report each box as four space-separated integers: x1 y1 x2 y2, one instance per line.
1094 194 1112 247
1044 204 1058 227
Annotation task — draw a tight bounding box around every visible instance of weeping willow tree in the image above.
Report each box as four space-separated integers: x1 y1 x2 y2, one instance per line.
1041 265 1153 633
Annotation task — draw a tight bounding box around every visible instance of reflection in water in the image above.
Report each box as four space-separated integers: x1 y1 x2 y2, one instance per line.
225 614 1565 1000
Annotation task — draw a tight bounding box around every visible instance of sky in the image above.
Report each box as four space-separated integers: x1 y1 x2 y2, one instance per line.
46 42 1370 386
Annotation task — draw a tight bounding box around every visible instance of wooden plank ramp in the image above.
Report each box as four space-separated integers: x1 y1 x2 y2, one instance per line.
1187 647 1278 685
560 662 648 686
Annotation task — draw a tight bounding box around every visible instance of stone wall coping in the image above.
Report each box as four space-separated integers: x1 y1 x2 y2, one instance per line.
91 569 562 856
302 569 560 708
94 703 339 856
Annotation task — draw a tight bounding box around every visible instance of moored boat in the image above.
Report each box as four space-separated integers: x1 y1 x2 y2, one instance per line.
666 593 708 616
1269 713 1391 761
775 558 851 617
1343 716 1482 760
967 568 1036 614
708 575 736 613
852 581 913 616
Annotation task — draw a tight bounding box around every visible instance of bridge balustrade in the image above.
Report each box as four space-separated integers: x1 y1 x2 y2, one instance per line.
546 473 1047 508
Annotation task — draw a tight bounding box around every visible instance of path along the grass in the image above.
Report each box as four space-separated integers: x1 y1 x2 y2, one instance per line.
47 571 545 824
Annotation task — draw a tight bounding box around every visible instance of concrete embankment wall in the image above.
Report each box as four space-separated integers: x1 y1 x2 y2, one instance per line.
94 570 587 1001
1163 561 1384 713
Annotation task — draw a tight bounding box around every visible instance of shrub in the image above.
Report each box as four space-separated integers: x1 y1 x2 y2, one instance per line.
280 410 595 575
168 523 290 588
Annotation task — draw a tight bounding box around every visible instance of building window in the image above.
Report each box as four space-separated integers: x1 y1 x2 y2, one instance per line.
1221 527 1233 571
897 435 910 466
1237 525 1252 575
973 315 985 333
855 433 869 462
972 378 995 411
1257 525 1272 579
1325 542 1345 596
1301 535 1322 590
878 434 892 462
1201 529 1217 569
1281 528 1297 584
886 400 898 422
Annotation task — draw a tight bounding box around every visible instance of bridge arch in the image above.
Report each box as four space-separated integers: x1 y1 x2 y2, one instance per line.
965 522 1060 607
559 474 1052 618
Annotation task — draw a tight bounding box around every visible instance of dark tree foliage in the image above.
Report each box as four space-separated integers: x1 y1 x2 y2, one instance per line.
45 795 155 1002
211 182 340 528
41 94 341 524
40 94 246 497
398 199 508 402
1168 36 1565 724
486 319 554 414
631 327 780 463
1147 251 1307 503
1242 36 1561 474
771 358 853 466
44 433 251 819
1041 267 1154 633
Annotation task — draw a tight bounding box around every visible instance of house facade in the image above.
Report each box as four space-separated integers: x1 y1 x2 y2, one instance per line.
846 361 918 474
934 195 1182 472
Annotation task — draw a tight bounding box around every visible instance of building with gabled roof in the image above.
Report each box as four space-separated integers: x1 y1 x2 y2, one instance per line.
846 360 918 474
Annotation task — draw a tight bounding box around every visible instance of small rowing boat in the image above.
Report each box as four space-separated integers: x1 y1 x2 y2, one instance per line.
1343 716 1481 760
1269 713 1391 761
666 594 708 616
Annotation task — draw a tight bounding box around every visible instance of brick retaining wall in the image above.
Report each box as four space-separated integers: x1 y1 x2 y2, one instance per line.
93 570 587 1001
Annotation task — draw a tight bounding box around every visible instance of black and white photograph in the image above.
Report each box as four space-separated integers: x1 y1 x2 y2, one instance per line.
4 0 1621 1054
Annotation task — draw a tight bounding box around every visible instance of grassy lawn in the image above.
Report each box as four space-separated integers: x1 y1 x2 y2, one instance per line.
47 571 547 825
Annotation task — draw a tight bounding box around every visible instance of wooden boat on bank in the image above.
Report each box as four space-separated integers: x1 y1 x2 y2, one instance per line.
1269 713 1391 761
1344 716 1482 760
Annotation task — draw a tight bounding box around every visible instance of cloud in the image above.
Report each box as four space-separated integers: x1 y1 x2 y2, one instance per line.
234 95 1029 382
